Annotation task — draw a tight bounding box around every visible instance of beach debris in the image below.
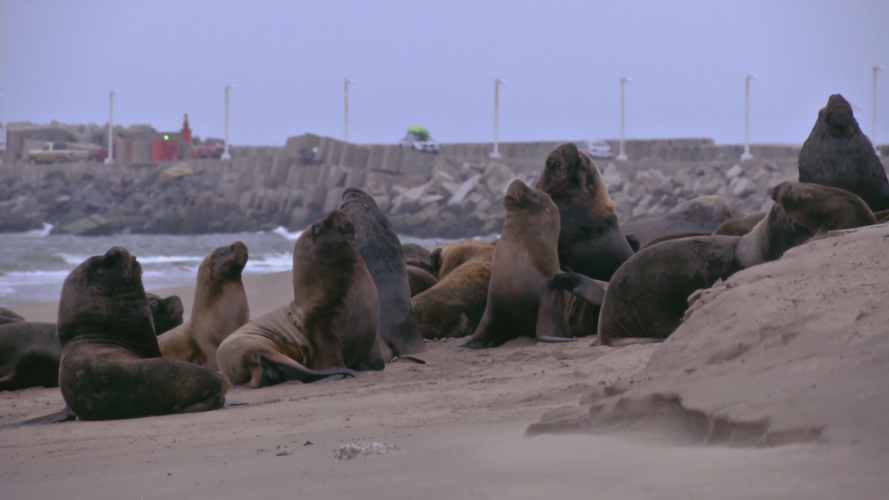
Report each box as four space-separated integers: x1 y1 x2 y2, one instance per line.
334 441 401 461
276 450 292 457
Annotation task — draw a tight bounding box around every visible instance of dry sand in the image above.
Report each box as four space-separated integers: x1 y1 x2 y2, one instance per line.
2 226 889 499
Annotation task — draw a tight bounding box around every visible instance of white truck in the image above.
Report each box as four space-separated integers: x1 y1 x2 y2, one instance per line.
27 142 90 164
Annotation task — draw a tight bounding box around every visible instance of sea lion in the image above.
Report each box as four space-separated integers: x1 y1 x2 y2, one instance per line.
798 93 889 212
713 212 767 236
566 183 870 346
461 180 600 349
407 265 438 297
638 232 710 250
0 293 186 393
57 247 228 420
621 196 743 249
771 181 877 236
535 143 634 281
340 188 429 360
146 293 185 335
875 209 889 223
402 243 435 274
157 242 249 369
430 239 495 279
217 209 384 388
413 258 492 339
0 307 25 326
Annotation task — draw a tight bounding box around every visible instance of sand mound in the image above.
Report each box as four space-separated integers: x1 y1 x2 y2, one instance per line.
528 223 889 449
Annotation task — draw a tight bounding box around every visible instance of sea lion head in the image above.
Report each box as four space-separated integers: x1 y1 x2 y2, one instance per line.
537 143 615 216
200 241 249 287
504 179 557 216
147 293 185 335
309 208 356 242
341 187 378 211
820 94 858 137
57 246 156 348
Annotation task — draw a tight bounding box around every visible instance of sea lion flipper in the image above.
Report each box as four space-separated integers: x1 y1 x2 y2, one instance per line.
625 234 641 253
549 273 606 305
0 406 77 430
259 356 356 386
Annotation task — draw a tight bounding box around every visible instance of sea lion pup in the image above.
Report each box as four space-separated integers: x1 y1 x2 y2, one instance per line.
771 181 877 237
798 93 889 212
0 307 25 326
535 143 633 281
157 242 249 369
576 183 871 347
413 258 492 339
57 247 228 420
407 265 438 297
146 293 184 335
430 239 495 279
460 180 600 349
621 196 743 249
402 243 435 274
340 188 429 361
217 210 384 388
713 212 767 236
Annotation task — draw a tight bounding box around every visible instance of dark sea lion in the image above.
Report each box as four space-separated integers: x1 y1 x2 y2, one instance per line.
158 242 249 369
798 93 889 212
621 196 743 249
407 265 438 297
430 239 495 279
713 212 767 236
57 247 228 420
340 188 429 360
461 180 601 349
639 232 710 250
581 183 871 346
146 293 185 335
217 210 384 388
535 143 633 281
771 181 877 237
402 243 435 274
0 307 25 326
875 209 889 223
413 258 492 340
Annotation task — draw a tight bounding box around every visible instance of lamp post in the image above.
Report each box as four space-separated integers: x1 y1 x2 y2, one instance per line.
344 78 355 142
873 66 885 157
221 84 236 160
490 78 505 159
617 77 631 161
104 90 119 164
741 74 757 162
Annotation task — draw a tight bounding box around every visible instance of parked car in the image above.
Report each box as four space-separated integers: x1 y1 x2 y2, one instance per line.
27 143 90 164
574 140 613 159
196 138 226 159
398 126 440 154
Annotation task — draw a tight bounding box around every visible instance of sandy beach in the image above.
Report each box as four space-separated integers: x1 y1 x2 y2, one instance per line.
2 225 889 499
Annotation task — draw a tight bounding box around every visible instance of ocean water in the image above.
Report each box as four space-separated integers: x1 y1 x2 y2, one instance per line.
0 224 481 307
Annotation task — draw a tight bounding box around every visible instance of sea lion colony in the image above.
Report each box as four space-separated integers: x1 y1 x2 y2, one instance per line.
0 93 886 426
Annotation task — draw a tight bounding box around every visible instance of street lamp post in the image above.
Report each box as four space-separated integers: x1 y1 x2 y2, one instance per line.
221 84 236 160
873 66 884 157
617 77 631 161
741 74 757 162
344 79 355 142
490 78 505 159
104 90 119 164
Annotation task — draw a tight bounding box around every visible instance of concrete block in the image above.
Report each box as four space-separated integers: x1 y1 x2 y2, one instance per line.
345 168 367 188
323 187 348 213
367 145 387 170
378 146 402 173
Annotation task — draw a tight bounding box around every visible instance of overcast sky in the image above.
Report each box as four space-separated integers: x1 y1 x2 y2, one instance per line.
2 0 888 146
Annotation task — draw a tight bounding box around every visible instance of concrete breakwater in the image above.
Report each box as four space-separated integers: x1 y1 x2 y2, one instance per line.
1 134 858 238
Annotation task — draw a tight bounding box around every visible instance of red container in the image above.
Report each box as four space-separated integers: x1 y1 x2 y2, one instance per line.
151 139 180 162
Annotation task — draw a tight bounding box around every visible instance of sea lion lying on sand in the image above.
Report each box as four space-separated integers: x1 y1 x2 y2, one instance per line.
621 196 742 249
407 265 438 297
0 307 25 326
217 210 385 388
713 212 768 236
429 239 495 279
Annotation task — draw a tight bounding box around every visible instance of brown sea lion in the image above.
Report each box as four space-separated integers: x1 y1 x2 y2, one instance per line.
798 93 889 212
413 258 492 340
340 188 429 360
535 143 634 281
460 180 601 349
146 293 185 335
621 196 743 249
713 212 767 236
402 243 435 274
157 242 249 369
638 232 710 251
0 307 25 326
566 183 871 347
57 247 228 420
217 210 384 388
407 265 438 297
430 239 495 279
771 181 877 236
